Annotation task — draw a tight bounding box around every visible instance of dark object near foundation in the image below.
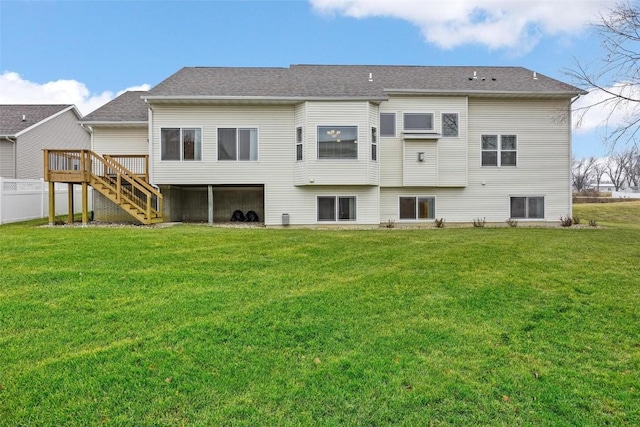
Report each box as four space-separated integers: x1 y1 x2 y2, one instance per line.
230 210 246 222
245 210 259 222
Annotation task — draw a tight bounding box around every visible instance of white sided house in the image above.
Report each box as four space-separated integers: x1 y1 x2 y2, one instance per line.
1 105 89 179
64 65 585 226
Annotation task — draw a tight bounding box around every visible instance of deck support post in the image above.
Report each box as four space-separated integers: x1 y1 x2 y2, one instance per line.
48 181 55 226
208 185 214 225
82 182 89 226
68 183 74 224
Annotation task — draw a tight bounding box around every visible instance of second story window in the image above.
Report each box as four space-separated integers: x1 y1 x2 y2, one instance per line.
318 126 358 159
481 135 517 167
442 113 459 137
380 113 396 137
404 113 433 131
218 128 258 161
296 127 303 161
371 127 377 161
161 128 202 161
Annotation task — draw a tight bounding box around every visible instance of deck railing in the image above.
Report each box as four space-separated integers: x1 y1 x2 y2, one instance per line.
43 150 162 223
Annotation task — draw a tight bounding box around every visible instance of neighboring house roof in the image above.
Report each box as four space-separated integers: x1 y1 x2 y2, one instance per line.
0 104 79 137
81 91 149 125
145 65 586 100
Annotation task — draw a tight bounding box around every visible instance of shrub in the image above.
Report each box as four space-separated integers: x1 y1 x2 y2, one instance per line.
435 218 445 228
589 219 598 227
472 217 486 228
385 219 395 229
572 216 581 225
505 218 518 227
560 215 573 227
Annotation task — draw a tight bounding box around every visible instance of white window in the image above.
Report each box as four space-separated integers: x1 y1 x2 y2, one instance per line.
318 126 358 159
371 127 377 161
296 127 303 161
442 113 459 137
218 128 258 161
399 196 435 220
481 135 517 167
380 113 396 137
404 113 433 131
510 196 544 219
161 128 202 161
317 196 356 221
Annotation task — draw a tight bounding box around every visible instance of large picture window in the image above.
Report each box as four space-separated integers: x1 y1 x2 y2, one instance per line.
399 196 435 220
482 135 517 166
510 196 544 219
161 128 202 161
317 196 356 221
318 126 358 159
218 128 258 161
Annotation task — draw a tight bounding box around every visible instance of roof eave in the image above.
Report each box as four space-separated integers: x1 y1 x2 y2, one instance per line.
79 121 148 127
143 95 388 104
384 89 587 97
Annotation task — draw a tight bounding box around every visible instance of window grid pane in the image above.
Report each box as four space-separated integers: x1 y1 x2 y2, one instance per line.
318 197 336 221
161 128 181 161
418 197 435 219
399 197 417 220
528 197 544 218
510 197 526 218
338 197 356 221
218 128 237 160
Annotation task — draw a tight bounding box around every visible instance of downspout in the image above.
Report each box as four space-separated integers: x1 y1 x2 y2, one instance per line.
145 100 154 184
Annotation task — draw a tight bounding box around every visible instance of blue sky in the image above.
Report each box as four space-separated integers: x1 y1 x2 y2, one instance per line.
0 0 621 157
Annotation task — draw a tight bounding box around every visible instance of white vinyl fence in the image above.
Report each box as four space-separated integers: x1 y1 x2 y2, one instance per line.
611 190 640 199
0 178 92 225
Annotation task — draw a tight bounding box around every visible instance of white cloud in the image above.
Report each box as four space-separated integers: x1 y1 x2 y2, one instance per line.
0 71 151 116
310 0 616 53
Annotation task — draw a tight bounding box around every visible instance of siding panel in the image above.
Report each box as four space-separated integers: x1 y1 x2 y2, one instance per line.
0 140 15 178
16 110 90 179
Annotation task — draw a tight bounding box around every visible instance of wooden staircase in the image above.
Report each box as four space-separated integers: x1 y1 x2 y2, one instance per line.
44 150 163 224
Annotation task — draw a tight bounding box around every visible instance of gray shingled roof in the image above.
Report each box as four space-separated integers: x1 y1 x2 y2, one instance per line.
0 104 73 136
147 65 585 98
82 91 149 123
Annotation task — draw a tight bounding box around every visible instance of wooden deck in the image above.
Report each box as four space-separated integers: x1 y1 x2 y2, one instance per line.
43 150 163 225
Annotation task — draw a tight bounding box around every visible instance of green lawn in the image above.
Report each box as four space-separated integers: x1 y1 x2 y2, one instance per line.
1 203 639 426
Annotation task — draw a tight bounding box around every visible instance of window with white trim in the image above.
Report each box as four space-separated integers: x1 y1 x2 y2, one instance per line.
442 113 459 137
481 135 517 166
218 128 258 161
399 196 435 220
318 126 358 159
161 128 202 161
371 127 377 161
380 113 396 137
296 127 303 161
510 196 544 219
404 113 433 131
317 196 356 221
